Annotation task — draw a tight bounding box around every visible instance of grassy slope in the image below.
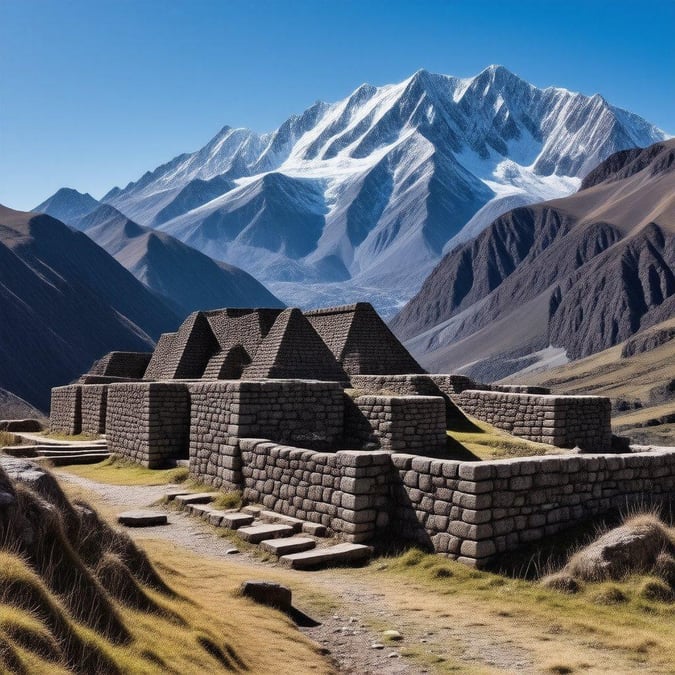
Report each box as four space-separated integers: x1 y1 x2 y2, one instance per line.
58 456 190 486
0 470 330 674
58 465 675 674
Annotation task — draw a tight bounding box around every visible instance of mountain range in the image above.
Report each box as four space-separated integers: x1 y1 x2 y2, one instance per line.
391 139 675 380
0 205 181 409
39 65 666 315
34 193 284 317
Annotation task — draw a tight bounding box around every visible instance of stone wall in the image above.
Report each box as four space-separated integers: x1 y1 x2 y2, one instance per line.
106 382 191 468
344 395 447 453
49 385 81 435
428 374 485 396
457 390 612 450
80 384 107 435
188 380 344 489
390 449 675 567
239 440 392 542
490 384 551 395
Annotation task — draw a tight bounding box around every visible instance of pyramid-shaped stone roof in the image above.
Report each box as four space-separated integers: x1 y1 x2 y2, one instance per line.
244 308 348 381
143 332 177 380
144 312 219 380
202 344 252 380
305 302 424 375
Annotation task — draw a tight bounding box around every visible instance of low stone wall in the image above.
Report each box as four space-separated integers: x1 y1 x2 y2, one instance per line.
428 374 485 396
189 380 344 489
457 390 612 450
391 449 675 567
80 385 107 435
344 395 447 453
240 440 391 542
49 385 81 435
348 374 469 428
106 382 191 468
490 384 551 395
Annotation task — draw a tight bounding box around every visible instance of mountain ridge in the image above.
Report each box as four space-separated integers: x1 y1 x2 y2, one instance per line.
38 65 667 315
391 139 675 380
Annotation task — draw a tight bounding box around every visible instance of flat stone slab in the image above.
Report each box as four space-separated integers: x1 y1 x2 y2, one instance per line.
302 522 328 537
187 504 215 518
242 505 262 516
220 512 255 529
118 511 167 527
164 488 192 501
280 543 372 570
259 510 304 532
174 492 216 506
260 537 316 556
237 523 295 544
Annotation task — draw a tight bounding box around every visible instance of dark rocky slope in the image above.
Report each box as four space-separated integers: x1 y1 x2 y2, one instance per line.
0 205 179 410
76 204 284 316
392 140 675 379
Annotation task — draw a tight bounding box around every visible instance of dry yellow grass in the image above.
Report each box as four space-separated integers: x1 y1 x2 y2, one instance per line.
56 455 189 486
448 417 556 459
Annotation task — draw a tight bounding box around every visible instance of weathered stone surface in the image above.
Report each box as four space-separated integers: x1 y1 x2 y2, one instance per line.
220 512 255 529
457 390 612 451
238 523 295 543
0 419 43 433
280 543 373 569
117 511 167 527
174 492 216 506
241 580 292 610
259 537 316 556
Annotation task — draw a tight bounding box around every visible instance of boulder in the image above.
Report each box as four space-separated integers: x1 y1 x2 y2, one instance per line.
240 580 292 610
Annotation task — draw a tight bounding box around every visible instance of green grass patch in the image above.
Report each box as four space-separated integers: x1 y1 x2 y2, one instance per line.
57 455 189 486
447 417 556 459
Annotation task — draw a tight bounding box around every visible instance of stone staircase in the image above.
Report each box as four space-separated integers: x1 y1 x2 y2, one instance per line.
168 491 372 570
3 435 110 465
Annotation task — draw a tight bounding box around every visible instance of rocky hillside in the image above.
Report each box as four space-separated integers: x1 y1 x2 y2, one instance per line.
39 66 667 314
0 205 180 410
75 204 284 316
391 140 675 380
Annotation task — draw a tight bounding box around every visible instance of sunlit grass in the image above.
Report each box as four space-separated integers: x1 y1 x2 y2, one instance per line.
57 455 189 486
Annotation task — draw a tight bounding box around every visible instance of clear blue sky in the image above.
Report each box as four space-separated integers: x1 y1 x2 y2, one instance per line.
1 0 673 210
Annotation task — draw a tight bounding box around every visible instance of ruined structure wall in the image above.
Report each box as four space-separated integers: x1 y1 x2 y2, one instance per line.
457 391 612 450
49 385 81 435
80 385 107 435
391 449 675 567
344 395 447 453
239 441 392 542
188 380 344 489
427 374 484 396
106 383 190 468
490 384 551 395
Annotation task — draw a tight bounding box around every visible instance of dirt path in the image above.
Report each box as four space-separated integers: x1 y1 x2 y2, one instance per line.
55 473 654 674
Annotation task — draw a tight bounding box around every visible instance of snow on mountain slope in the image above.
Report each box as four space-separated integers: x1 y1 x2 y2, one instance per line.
91 66 669 313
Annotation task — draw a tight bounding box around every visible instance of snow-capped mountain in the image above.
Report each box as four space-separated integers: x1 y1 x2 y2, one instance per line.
92 66 668 314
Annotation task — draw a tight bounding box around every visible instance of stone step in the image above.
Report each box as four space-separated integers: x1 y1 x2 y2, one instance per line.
259 537 316 556
164 488 192 501
237 523 295 544
302 522 328 537
242 505 262 517
174 492 216 506
186 503 215 519
220 512 255 530
35 446 108 455
279 543 372 570
35 453 111 466
259 510 304 532
118 511 168 527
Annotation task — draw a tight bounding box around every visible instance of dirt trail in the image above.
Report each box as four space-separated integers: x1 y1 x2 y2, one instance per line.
55 473 654 674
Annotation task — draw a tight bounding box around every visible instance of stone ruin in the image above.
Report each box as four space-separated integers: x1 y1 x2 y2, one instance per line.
49 303 675 568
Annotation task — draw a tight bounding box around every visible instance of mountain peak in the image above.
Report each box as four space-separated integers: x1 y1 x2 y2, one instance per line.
34 187 99 225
